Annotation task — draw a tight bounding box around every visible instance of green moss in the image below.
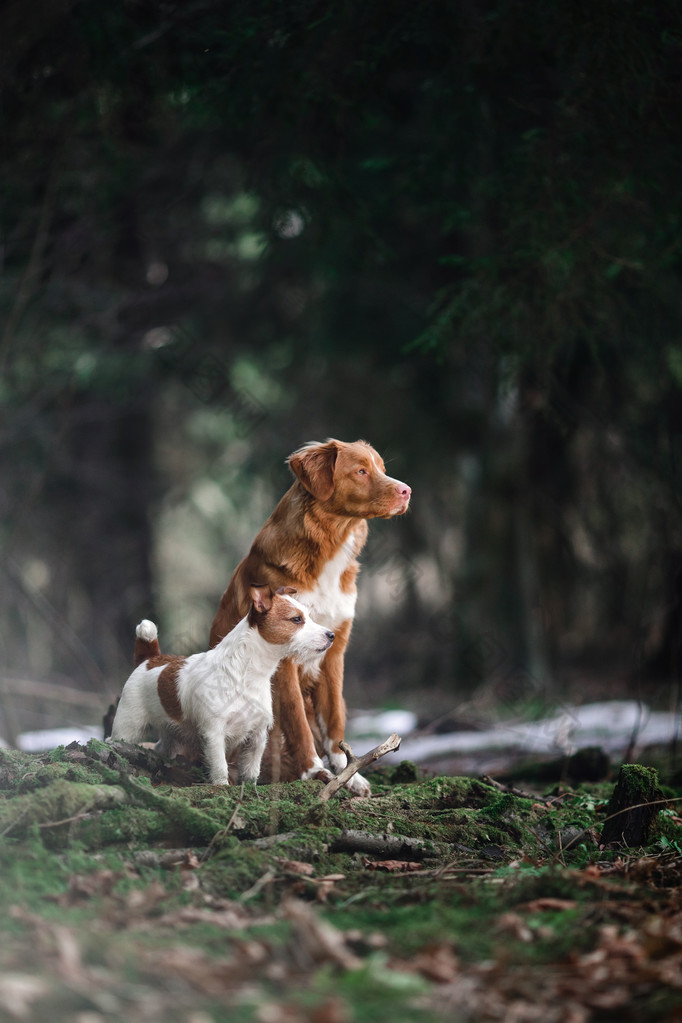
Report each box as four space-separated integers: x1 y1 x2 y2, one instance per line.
613 763 660 799
602 763 664 847
0 779 130 837
0 751 681 1023
199 843 278 899
387 760 421 784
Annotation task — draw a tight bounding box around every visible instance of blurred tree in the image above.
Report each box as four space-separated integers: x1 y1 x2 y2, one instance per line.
1 0 681 715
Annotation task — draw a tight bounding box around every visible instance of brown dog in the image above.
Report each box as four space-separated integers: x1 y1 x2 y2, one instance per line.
209 439 411 794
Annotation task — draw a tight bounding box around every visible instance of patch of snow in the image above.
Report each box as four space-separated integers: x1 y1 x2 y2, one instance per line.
17 726 103 753
397 700 681 764
3 701 678 766
347 709 418 739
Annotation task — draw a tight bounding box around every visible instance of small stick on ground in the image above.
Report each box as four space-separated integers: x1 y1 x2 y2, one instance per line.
482 774 553 804
318 732 402 801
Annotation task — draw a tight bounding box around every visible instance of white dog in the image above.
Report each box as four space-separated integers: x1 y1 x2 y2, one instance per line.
110 586 334 786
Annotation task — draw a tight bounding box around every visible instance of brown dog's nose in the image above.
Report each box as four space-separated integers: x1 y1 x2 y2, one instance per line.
398 483 411 498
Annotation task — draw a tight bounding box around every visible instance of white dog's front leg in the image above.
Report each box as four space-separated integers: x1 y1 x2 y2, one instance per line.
202 728 230 785
238 729 268 786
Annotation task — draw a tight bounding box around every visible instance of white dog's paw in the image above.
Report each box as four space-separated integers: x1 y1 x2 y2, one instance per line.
345 771 371 797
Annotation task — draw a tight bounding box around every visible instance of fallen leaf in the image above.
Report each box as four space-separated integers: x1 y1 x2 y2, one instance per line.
120 880 167 919
495 912 533 942
0 974 49 1019
520 898 578 913
314 881 336 903
146 946 238 998
179 852 201 871
641 915 682 957
309 997 351 1023
344 929 388 952
53 925 85 985
154 906 249 930
256 1003 304 1023
412 943 459 983
273 858 315 876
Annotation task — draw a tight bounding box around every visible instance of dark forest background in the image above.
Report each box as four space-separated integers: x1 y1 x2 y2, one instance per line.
2 0 682 742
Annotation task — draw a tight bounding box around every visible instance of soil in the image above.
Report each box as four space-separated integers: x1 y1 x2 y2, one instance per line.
1 739 681 1022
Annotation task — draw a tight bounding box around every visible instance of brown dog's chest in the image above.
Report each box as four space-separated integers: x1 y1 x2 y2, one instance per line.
295 528 361 630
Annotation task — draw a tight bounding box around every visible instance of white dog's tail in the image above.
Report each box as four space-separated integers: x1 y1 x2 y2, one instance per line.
134 619 160 667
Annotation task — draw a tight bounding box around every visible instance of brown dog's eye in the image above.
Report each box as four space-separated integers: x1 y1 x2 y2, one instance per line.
290 615 304 624
357 468 367 475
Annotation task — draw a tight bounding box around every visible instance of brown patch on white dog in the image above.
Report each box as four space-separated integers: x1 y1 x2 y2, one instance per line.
154 658 186 722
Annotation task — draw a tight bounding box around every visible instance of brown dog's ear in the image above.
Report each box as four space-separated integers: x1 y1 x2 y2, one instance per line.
287 441 338 501
249 584 273 613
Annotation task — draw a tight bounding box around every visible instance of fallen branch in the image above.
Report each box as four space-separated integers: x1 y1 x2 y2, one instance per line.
108 767 225 845
0 780 129 838
133 848 202 870
482 774 553 803
318 732 402 801
84 739 203 787
331 829 450 859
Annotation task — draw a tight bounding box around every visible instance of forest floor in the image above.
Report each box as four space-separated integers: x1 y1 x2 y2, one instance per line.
1 740 682 1023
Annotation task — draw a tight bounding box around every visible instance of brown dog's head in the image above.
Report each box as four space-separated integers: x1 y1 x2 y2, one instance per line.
287 439 411 519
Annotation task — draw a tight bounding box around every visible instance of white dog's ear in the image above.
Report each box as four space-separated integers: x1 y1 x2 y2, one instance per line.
249 585 273 613
287 440 338 501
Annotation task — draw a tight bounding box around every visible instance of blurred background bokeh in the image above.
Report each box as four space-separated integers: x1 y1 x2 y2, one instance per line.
2 1 682 746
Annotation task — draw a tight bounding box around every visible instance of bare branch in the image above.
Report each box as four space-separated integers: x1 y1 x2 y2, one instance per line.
318 732 402 801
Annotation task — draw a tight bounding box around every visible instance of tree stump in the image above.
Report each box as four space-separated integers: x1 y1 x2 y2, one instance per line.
600 764 662 847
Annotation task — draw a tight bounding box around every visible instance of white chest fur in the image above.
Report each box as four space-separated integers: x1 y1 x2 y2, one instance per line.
298 530 359 629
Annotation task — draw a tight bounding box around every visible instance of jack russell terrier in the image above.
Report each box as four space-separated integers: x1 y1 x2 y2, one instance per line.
110 586 334 786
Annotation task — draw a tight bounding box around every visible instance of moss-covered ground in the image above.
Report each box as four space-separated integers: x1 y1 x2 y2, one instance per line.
1 739 681 1022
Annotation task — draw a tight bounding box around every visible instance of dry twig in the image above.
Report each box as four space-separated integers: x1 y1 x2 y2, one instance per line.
318 732 402 801
482 774 553 803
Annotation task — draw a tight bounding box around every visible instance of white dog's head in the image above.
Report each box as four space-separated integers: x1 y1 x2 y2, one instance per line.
248 586 334 663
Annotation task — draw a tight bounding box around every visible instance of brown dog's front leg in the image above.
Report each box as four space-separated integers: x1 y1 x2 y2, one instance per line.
311 620 351 762
309 620 371 796
274 658 332 782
